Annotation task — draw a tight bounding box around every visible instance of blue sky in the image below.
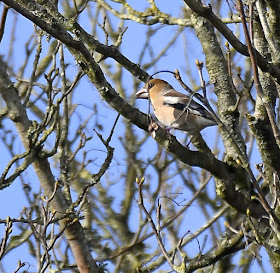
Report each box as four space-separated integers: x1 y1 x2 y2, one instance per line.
0 1 272 272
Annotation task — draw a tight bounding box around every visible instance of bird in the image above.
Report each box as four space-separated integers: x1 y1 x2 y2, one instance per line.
135 79 217 134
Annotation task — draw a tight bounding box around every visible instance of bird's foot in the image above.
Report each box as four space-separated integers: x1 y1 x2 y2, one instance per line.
148 121 159 138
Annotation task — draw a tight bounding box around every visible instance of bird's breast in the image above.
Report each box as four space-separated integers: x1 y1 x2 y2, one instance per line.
153 106 177 127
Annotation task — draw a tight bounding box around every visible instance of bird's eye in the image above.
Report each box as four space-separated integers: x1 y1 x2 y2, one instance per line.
148 83 154 88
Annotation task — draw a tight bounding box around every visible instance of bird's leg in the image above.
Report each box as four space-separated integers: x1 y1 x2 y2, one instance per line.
148 121 159 138
148 121 175 138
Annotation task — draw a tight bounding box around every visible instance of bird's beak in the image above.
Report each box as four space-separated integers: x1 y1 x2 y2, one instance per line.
135 88 148 99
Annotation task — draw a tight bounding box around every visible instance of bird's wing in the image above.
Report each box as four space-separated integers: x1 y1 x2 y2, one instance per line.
162 90 214 120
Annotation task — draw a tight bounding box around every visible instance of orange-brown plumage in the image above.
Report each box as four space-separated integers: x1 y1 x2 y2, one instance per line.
135 79 216 134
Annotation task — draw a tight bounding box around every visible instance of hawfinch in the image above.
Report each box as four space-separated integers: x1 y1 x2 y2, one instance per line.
135 79 216 134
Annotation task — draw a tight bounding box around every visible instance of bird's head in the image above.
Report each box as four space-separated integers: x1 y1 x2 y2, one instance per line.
135 79 173 99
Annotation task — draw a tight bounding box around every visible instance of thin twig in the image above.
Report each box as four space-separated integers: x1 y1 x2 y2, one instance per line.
0 217 12 260
12 261 27 273
136 178 176 271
